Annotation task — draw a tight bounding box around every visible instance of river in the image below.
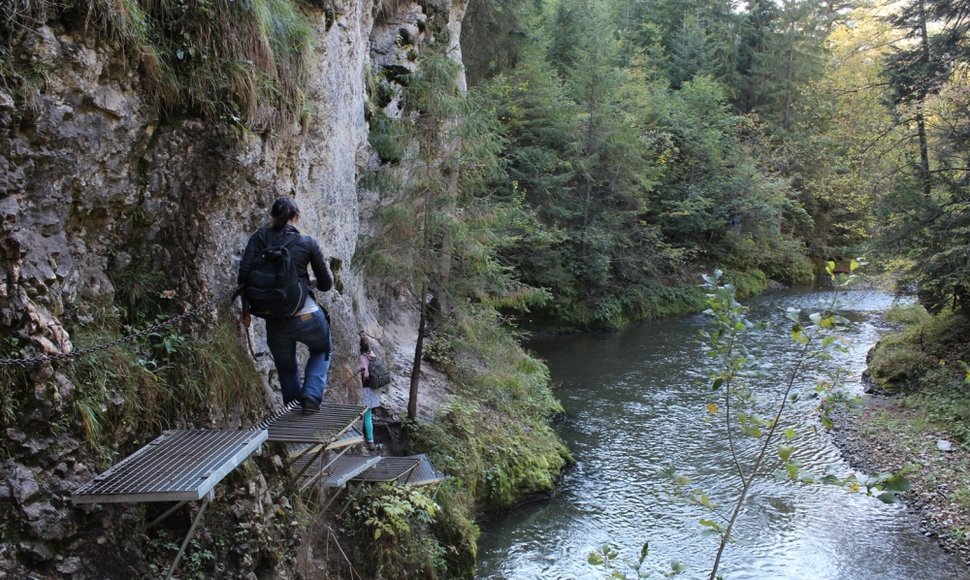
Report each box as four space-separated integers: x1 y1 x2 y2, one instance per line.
476 287 970 579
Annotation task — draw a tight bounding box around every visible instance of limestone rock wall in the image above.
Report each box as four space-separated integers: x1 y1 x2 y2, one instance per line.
0 0 469 576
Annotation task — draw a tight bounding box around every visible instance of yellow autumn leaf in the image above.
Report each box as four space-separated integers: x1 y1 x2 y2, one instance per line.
707 403 719 414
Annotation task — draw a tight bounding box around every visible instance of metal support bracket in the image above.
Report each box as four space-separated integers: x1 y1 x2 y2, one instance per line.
164 492 213 580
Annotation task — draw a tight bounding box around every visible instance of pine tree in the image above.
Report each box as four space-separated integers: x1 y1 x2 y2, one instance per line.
357 51 544 417
881 0 970 313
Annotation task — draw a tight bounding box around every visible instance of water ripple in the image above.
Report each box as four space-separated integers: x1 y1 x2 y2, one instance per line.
477 289 967 580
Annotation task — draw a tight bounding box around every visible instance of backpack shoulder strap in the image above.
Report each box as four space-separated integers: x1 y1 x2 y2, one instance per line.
256 227 273 249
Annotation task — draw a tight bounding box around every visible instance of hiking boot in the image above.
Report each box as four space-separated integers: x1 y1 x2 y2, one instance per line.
365 440 376 451
301 397 320 415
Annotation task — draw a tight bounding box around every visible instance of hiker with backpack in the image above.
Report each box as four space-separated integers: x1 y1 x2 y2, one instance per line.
359 336 390 451
238 197 334 414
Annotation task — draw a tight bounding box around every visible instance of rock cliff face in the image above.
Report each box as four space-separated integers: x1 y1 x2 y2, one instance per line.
0 0 468 576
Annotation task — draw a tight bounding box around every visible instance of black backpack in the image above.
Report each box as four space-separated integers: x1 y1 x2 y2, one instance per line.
368 356 392 391
244 230 308 319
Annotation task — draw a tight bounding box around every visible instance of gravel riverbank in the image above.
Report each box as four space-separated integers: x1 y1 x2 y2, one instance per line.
830 394 970 568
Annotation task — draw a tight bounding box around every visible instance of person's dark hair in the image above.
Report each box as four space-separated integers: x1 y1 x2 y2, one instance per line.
270 197 300 230
359 337 371 354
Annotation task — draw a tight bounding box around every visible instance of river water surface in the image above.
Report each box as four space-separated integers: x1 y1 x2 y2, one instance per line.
476 288 970 579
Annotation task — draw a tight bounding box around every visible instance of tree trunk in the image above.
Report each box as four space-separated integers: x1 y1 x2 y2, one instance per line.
917 0 932 197
408 281 429 420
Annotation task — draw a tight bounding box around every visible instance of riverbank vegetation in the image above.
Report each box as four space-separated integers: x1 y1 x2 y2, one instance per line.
868 304 970 458
458 0 970 572
351 11 570 576
460 0 968 332
844 304 970 563
463 0 875 329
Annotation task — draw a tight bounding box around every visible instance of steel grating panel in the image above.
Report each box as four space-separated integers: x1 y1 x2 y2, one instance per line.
351 457 420 483
328 426 364 450
263 403 365 444
71 429 268 504
403 454 447 486
255 401 301 431
289 451 380 489
320 455 382 488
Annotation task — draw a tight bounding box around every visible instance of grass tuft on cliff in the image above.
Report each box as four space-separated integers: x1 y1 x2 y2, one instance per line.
2 0 312 131
63 316 266 467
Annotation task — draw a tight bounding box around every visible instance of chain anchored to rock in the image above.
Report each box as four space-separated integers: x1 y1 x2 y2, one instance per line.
0 286 241 368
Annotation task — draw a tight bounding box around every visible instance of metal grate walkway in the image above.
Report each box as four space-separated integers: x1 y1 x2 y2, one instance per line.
262 403 365 444
293 455 381 487
71 429 267 504
351 456 421 484
403 454 447 486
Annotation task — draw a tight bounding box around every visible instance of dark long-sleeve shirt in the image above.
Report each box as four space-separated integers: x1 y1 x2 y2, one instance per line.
238 224 333 292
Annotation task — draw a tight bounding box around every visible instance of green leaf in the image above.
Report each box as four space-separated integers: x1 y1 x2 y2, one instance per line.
588 552 604 566
786 463 799 480
778 445 794 461
882 474 911 493
699 518 722 531
877 492 900 504
712 377 724 391
791 328 809 345
783 427 796 441
849 259 860 272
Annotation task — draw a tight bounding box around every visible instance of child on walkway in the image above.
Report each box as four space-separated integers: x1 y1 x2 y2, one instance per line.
359 337 382 451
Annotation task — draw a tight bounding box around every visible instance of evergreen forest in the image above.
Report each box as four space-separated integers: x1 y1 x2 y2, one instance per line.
449 0 969 329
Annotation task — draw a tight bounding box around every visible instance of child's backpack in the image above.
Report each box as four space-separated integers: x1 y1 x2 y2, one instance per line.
368 356 392 392
244 230 308 319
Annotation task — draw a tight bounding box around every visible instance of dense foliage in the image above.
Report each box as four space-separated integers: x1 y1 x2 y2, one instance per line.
462 0 854 328
880 0 970 314
457 0 967 328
